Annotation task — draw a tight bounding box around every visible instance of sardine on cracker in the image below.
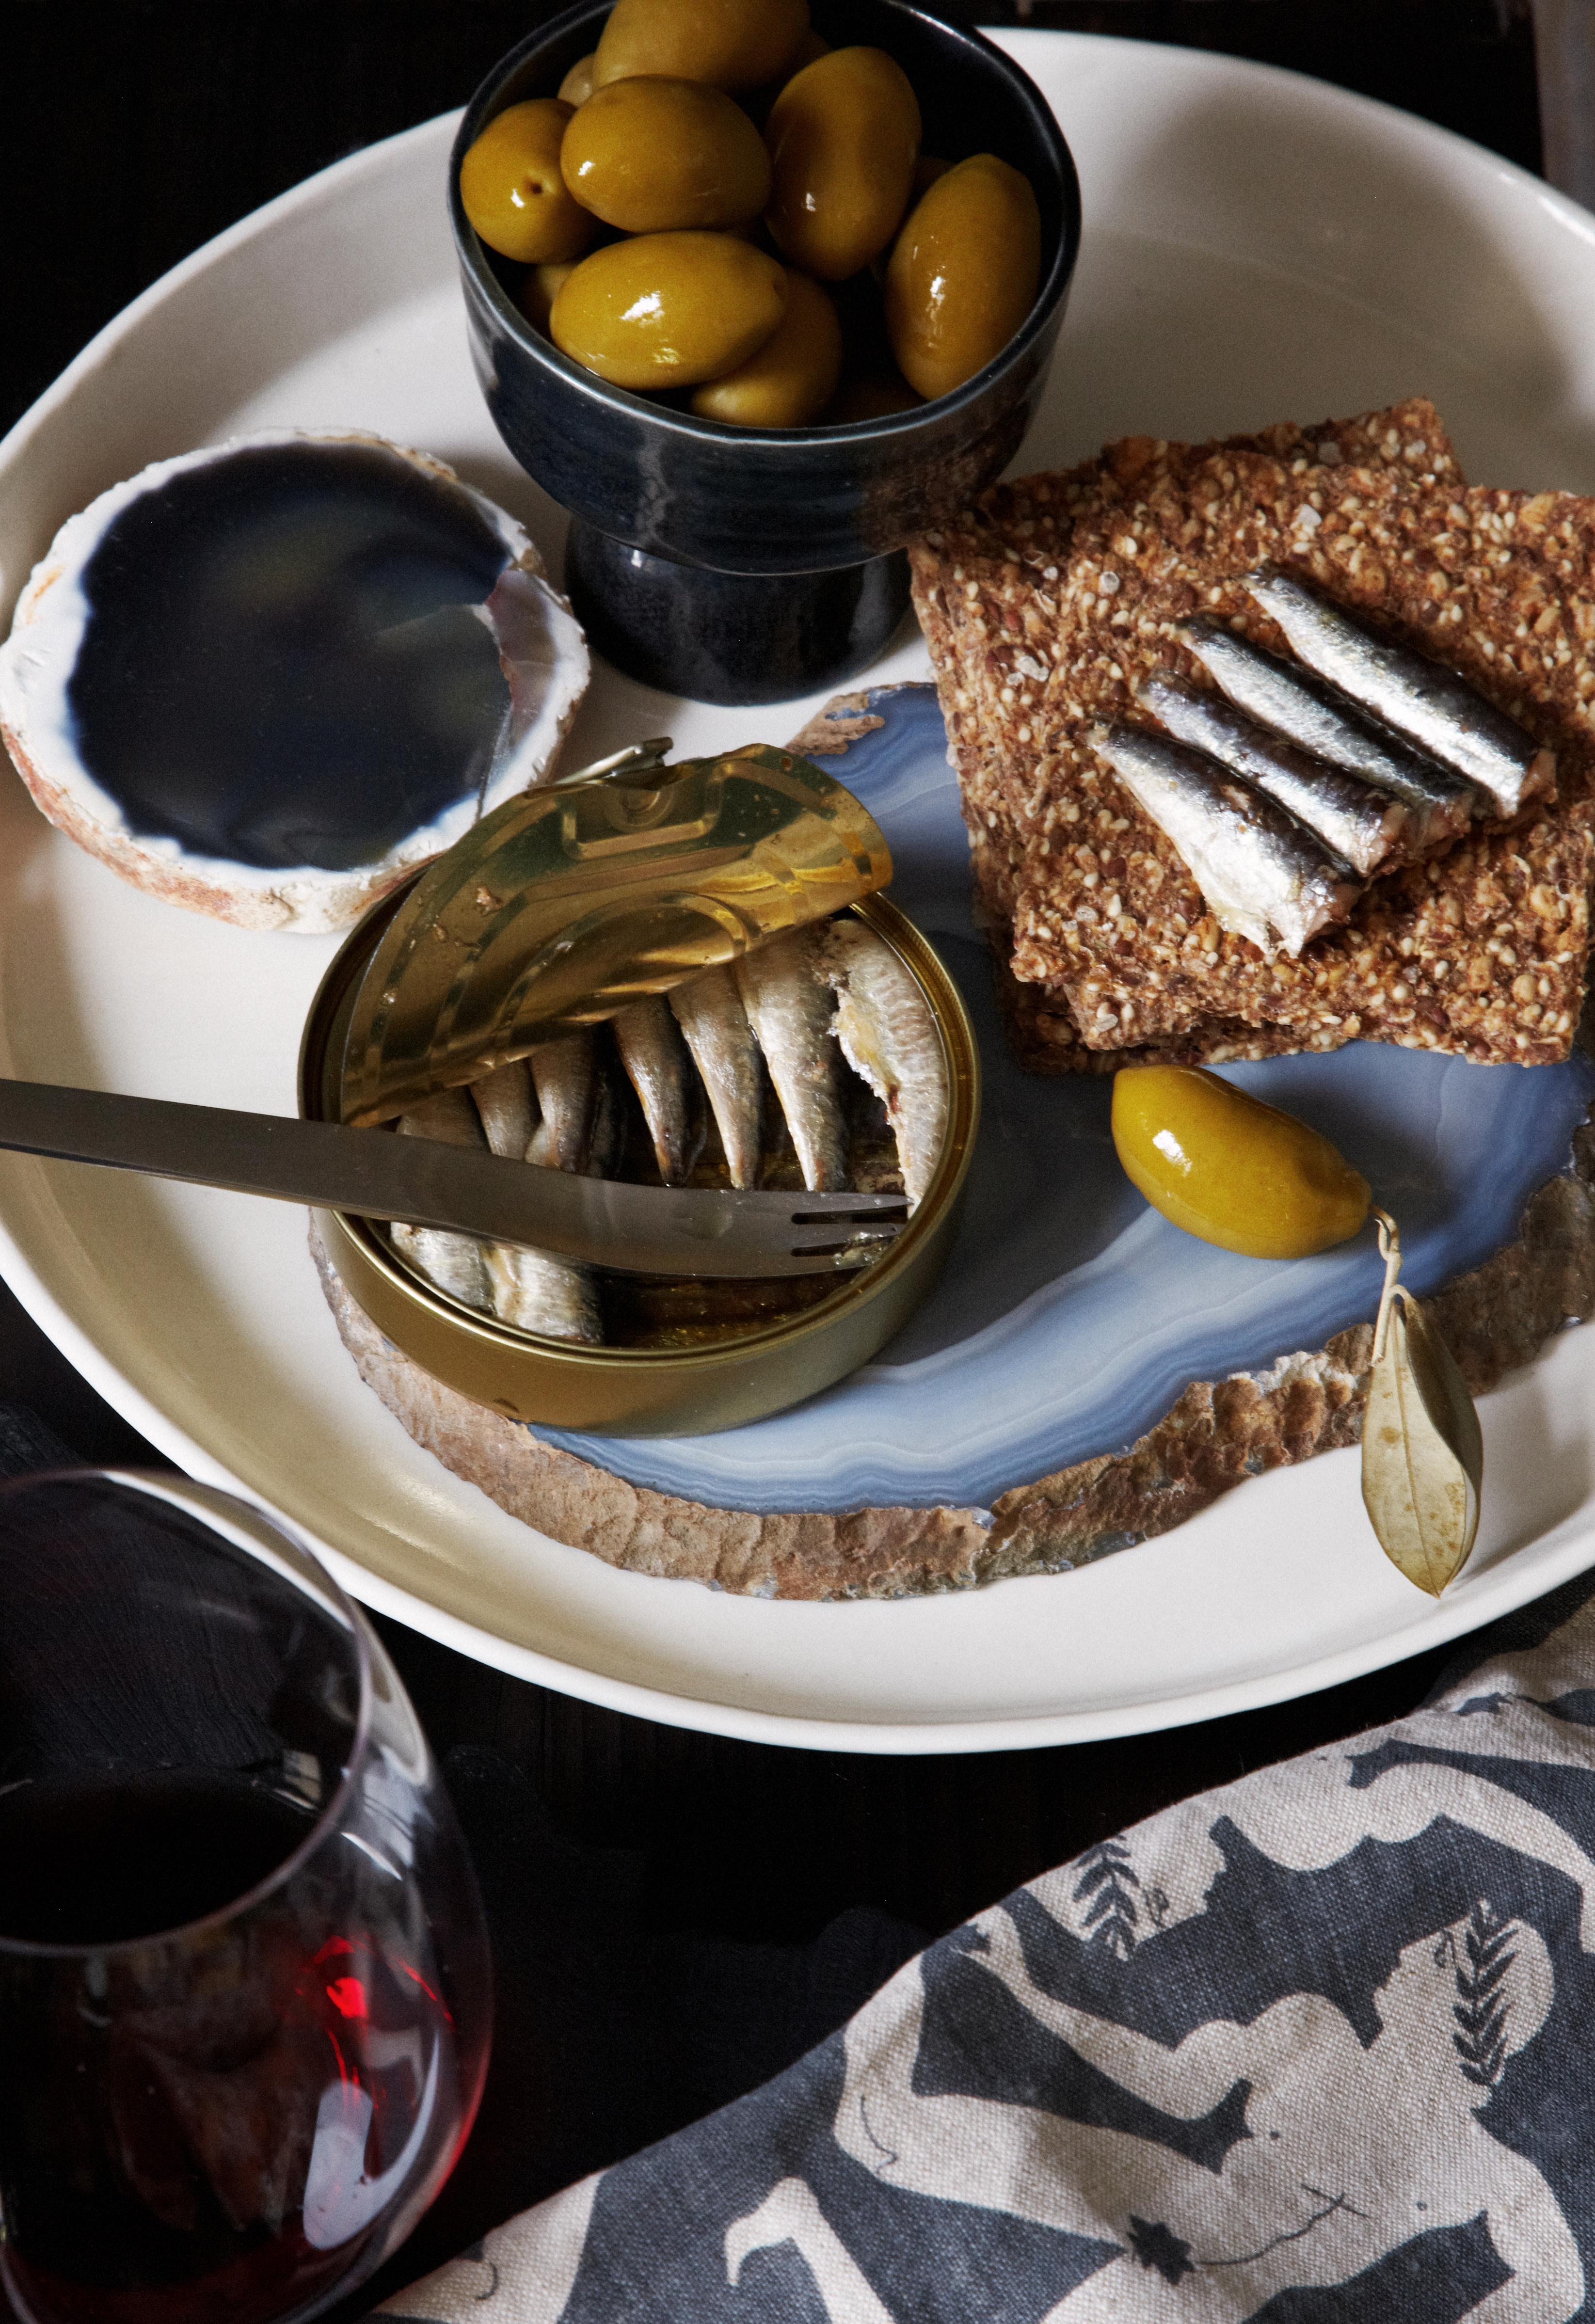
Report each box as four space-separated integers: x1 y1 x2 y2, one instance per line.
1175 615 1478 852
910 399 1595 1070
1245 564 1556 817
1134 670 1413 879
1091 721 1361 957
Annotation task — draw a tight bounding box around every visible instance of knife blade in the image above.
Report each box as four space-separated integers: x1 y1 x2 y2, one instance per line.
0 1081 906 1279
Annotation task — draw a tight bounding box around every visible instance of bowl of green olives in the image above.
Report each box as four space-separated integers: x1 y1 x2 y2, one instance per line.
450 0 1080 705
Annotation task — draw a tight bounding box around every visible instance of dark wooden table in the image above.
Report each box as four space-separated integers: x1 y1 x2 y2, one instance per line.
0 1 1548 2303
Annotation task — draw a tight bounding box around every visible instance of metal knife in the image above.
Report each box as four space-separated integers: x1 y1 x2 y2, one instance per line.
0 1081 907 1279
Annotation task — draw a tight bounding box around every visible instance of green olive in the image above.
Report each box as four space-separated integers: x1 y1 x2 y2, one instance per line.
884 152 1041 401
765 47 921 282
1112 1066 1370 1259
561 78 771 232
517 258 581 335
826 372 922 423
459 99 596 265
691 269 842 426
786 28 830 72
550 232 788 389
592 0 809 93
558 55 596 107
739 22 831 128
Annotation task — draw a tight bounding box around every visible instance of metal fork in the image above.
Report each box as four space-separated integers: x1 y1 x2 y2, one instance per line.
0 1081 909 1278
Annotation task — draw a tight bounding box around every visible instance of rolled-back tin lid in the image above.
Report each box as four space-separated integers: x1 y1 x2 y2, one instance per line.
338 740 892 1127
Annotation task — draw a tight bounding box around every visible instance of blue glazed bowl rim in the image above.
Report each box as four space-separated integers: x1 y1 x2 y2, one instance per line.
448 0 1083 454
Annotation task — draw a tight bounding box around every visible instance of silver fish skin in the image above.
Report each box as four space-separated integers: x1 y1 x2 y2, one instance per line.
1244 568 1555 816
390 1224 492 1310
818 921 947 1208
482 1244 602 1344
1137 670 1408 878
394 1092 492 1310
670 965 763 1190
469 1059 536 1162
736 927 848 1192
413 1072 599 1337
1177 616 1478 848
612 996 699 1186
1095 723 1363 958
528 1032 594 1173
583 1052 625 1180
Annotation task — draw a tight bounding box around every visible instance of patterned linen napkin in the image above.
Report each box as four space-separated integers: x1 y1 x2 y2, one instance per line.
377 1577 1595 2322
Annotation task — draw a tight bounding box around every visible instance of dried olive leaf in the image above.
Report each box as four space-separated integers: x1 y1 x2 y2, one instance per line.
1361 1285 1483 1597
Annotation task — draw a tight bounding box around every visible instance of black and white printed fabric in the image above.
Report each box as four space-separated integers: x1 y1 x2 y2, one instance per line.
378 1576 1595 2322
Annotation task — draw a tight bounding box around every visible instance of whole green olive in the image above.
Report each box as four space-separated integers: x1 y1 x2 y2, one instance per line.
561 78 772 233
558 54 596 107
884 152 1041 401
765 48 921 283
517 258 581 336
592 0 809 93
459 99 596 266
785 28 830 73
739 22 830 128
550 233 788 389
691 269 842 427
1112 1066 1370 1258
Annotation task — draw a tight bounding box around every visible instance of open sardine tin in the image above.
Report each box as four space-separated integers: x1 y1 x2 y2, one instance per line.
299 743 980 1436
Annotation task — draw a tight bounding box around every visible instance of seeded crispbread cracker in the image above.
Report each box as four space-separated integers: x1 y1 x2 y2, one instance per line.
1001 472 1594 1064
914 400 1595 1069
972 831 1322 1073
911 397 1479 1064
911 398 1463 923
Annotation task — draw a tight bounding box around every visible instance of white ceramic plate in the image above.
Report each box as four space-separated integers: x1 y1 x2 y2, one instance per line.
3 33 1595 1753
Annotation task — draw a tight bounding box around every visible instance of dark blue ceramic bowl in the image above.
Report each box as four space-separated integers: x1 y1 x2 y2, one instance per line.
449 0 1081 703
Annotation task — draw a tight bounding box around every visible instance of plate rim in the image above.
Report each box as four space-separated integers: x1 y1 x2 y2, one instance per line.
11 1205 1593 1756
2 30 1593 1751
0 111 457 495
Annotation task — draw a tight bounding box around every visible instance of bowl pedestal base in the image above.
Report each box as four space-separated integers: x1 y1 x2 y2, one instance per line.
563 520 912 707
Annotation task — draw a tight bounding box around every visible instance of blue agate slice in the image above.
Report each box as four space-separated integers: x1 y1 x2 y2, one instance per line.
66 441 514 874
539 684 1595 1515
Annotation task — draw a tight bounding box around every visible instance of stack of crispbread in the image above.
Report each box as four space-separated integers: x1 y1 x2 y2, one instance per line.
909 398 1595 1070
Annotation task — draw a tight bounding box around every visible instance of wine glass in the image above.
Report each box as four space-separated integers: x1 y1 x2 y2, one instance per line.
0 1469 492 2324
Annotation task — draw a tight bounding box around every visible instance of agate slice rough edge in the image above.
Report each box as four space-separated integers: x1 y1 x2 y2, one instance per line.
0 429 590 933
306 692 1595 1599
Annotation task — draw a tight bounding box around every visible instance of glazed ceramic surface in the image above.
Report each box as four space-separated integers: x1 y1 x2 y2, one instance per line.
557 527 912 707
4 37 1595 1749
450 0 1080 575
451 0 1079 700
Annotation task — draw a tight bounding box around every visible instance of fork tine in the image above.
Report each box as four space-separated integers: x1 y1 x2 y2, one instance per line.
790 1199 911 1218
494 1170 909 1276
785 1218 906 1252
708 1187 908 1214
780 1242 902 1275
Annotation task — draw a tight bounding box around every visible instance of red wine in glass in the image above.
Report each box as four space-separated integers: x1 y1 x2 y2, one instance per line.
0 1472 492 2324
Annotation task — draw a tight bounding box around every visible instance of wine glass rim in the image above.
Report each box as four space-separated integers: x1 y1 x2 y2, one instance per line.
0 1465 377 1959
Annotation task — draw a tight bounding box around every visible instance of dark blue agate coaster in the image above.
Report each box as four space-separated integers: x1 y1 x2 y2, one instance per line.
0 432 589 932
68 441 514 874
